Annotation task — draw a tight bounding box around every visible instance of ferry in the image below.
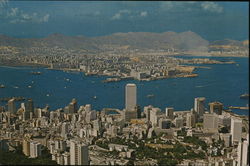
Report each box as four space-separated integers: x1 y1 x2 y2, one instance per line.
146 94 155 98
240 93 249 99
31 71 42 75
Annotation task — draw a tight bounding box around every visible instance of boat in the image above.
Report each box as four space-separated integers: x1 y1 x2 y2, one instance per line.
28 85 32 88
146 94 155 98
31 71 42 75
240 93 249 99
93 96 97 99
46 94 50 97
0 84 5 88
13 86 19 89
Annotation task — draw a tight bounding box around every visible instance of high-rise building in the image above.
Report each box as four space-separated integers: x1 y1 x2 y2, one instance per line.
203 113 218 130
25 99 34 113
186 113 196 128
8 98 16 114
70 140 89 165
123 108 137 123
165 107 174 119
175 117 184 128
135 105 141 119
61 122 69 138
30 141 42 158
237 139 249 166
159 118 171 129
231 117 242 145
150 108 161 126
194 97 206 118
125 84 137 111
209 101 223 115
69 98 77 114
23 139 30 156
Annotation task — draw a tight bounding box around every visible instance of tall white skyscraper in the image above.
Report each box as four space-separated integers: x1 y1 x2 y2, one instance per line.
125 83 137 111
231 117 242 145
194 97 205 118
237 140 249 166
70 140 89 165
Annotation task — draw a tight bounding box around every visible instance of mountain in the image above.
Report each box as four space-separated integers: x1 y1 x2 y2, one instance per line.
209 39 249 51
0 31 246 52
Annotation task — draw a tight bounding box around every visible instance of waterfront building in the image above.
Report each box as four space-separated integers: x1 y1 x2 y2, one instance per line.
8 98 16 114
203 113 218 130
125 84 137 111
25 99 34 114
69 98 77 114
70 140 89 165
30 141 42 158
165 107 174 119
231 117 242 144
194 97 206 118
209 101 223 115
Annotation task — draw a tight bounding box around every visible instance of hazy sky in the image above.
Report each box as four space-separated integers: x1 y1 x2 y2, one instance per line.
0 1 248 41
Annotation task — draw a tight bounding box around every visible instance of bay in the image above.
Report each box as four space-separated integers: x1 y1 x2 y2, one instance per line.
0 56 249 115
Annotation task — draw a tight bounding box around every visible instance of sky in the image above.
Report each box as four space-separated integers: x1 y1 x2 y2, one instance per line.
0 1 249 41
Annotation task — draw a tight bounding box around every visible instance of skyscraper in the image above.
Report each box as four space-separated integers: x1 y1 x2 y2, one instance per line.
69 98 77 114
125 84 137 111
209 101 223 115
70 140 89 165
194 97 206 118
231 117 242 144
30 141 42 158
61 122 69 138
186 113 196 128
25 99 34 113
237 139 249 166
203 113 218 130
165 107 174 119
8 98 16 114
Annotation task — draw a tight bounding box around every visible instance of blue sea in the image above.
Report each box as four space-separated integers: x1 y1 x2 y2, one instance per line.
0 56 249 115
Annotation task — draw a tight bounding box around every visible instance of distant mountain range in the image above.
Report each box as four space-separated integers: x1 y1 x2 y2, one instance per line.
0 31 248 52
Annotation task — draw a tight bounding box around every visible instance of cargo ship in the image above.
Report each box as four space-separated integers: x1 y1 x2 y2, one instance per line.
240 93 249 99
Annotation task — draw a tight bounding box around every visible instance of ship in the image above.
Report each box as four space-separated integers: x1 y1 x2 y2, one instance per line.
31 71 42 75
146 94 155 98
240 93 249 99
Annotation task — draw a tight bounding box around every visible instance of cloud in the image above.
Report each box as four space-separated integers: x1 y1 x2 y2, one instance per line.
111 9 148 20
6 8 50 24
0 0 8 8
0 0 50 24
160 1 223 13
111 9 131 20
201 2 223 13
140 11 147 17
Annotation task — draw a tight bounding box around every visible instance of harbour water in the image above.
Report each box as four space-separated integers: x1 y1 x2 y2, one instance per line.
0 56 249 115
